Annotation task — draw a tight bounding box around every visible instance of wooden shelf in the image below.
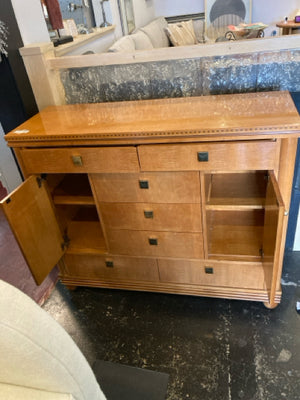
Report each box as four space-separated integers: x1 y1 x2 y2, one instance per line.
205 171 267 210
67 220 107 254
52 174 94 205
207 209 264 260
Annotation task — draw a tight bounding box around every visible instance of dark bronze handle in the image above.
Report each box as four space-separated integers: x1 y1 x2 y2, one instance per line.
139 180 149 189
144 210 154 219
105 260 114 268
197 152 209 162
205 267 214 274
148 238 158 246
72 155 83 166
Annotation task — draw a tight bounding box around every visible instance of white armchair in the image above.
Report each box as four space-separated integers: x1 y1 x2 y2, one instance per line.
0 279 107 400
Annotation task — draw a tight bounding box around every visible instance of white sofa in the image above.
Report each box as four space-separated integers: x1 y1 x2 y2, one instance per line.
0 279 107 400
108 16 205 52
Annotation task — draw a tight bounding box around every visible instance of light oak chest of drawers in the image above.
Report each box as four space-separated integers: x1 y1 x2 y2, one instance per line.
2 92 300 308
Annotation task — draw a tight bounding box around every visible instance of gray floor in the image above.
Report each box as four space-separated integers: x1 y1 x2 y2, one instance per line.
43 251 300 400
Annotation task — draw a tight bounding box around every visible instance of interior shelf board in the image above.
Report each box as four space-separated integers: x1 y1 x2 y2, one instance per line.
53 195 95 205
67 221 107 253
208 225 263 258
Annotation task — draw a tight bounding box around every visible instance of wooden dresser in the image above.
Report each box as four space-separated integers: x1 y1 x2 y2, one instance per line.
2 91 300 308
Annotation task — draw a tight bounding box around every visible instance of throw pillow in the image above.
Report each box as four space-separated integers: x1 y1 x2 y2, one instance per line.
165 20 197 47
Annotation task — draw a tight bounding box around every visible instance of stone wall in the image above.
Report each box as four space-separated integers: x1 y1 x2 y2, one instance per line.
60 48 300 103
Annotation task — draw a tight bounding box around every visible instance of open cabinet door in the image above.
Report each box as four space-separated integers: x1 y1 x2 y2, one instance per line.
262 171 285 307
0 176 65 285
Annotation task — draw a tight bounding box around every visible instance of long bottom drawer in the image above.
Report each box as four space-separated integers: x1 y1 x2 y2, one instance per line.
63 254 159 282
158 258 272 290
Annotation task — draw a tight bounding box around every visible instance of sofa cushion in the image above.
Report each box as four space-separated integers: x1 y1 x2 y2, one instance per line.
0 280 106 400
108 36 135 52
165 20 197 47
140 17 169 48
131 30 154 50
0 383 73 400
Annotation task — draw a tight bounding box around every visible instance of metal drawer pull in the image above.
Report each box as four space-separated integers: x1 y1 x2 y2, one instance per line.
72 155 83 166
148 238 158 246
197 152 209 162
139 180 149 189
205 267 214 274
105 260 114 268
144 210 154 219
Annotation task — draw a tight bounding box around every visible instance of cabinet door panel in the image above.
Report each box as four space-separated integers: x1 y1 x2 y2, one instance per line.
100 202 202 232
0 176 64 285
91 172 201 203
263 171 285 304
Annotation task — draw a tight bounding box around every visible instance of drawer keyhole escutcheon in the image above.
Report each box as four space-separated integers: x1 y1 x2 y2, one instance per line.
139 180 149 189
197 152 209 162
205 267 214 274
72 155 83 166
149 238 158 246
105 260 114 268
144 210 154 219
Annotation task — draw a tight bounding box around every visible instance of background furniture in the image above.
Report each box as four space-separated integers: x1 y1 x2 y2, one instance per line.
0 279 106 400
2 91 300 309
276 20 300 35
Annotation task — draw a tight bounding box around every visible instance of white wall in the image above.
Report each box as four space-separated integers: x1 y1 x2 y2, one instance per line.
11 0 50 45
0 124 22 193
252 0 300 36
153 0 204 17
132 0 156 28
294 205 300 251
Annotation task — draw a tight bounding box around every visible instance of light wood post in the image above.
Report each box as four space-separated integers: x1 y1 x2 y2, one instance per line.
19 43 66 110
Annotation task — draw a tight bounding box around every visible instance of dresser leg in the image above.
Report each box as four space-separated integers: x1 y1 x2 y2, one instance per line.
263 301 279 309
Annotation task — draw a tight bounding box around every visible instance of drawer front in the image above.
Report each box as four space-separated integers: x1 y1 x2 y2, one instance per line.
64 254 159 282
158 259 271 290
138 141 280 172
100 203 202 232
20 147 139 174
106 230 204 258
91 172 200 203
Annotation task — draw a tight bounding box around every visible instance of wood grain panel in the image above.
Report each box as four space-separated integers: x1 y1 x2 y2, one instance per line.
91 172 201 203
64 254 159 282
0 175 64 285
20 147 139 173
158 258 272 290
106 229 204 258
138 140 280 172
100 202 202 232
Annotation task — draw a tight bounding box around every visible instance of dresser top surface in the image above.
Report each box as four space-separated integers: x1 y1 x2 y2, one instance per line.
6 91 300 146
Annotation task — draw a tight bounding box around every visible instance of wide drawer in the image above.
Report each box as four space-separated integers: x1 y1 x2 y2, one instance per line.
138 140 280 172
106 229 204 258
100 202 202 232
63 254 159 282
91 172 200 203
20 147 139 174
158 259 272 290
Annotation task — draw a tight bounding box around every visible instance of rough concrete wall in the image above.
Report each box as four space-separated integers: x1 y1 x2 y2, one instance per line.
60 49 300 104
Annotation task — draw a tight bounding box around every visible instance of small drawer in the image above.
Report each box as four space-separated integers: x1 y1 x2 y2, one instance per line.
63 253 159 282
20 147 139 174
91 171 200 203
158 259 271 289
106 229 204 258
100 202 202 232
138 140 280 172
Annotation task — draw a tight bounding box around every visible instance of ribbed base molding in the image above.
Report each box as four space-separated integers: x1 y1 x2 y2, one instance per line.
60 276 281 304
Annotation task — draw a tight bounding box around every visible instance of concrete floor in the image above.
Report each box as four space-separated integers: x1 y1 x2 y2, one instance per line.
43 251 300 400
